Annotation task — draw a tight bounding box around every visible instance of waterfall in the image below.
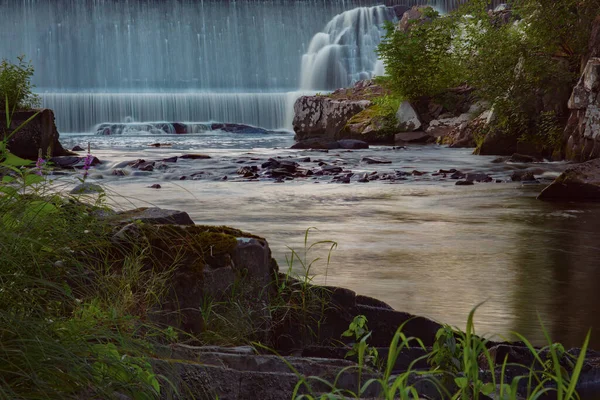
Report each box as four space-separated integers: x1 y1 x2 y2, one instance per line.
41 93 294 132
300 6 396 91
1 0 471 133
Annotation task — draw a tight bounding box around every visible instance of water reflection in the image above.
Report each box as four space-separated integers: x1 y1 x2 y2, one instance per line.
104 175 600 348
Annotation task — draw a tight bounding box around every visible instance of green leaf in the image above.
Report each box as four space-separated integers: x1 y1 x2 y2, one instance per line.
24 201 58 218
1 176 15 184
1 151 33 167
481 382 495 396
454 377 468 389
0 186 17 196
24 173 44 185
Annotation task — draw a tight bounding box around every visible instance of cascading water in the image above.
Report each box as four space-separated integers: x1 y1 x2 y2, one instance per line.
300 6 395 91
0 0 468 133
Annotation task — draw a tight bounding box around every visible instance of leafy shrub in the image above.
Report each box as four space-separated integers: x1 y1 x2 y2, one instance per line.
0 55 40 111
377 0 600 150
377 8 466 101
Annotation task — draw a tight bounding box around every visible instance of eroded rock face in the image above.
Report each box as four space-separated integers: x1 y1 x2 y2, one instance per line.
293 96 371 142
1 109 71 160
538 158 600 201
397 6 432 33
564 58 600 161
444 110 492 148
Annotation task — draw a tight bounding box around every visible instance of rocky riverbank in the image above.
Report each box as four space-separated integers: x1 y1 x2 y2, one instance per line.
74 206 600 399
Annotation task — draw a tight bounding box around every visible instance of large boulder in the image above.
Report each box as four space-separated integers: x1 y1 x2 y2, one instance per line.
443 110 492 148
0 109 71 160
564 58 600 161
538 158 600 201
293 96 371 142
110 220 276 337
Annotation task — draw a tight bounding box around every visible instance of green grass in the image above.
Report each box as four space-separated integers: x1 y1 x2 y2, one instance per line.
288 303 592 400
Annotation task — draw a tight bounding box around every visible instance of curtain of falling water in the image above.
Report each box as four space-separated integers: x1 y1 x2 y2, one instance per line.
0 0 471 132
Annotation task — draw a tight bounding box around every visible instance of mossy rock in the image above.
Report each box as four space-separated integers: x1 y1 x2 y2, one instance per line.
338 105 398 144
111 223 263 276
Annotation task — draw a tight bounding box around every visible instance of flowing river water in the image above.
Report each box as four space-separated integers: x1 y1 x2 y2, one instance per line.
58 132 600 349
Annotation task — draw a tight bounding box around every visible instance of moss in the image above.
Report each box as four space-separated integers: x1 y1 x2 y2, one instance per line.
135 225 245 274
341 103 398 142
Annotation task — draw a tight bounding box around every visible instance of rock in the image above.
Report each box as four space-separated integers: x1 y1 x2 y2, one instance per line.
136 161 155 171
210 123 270 134
397 6 433 33
396 101 422 131
509 153 539 163
70 183 104 194
272 281 442 352
538 158 600 201
456 180 474 186
390 5 411 19
0 109 72 161
293 96 372 142
149 184 162 189
394 131 433 143
71 145 85 152
426 113 472 138
291 139 341 150
337 139 369 149
51 156 101 169
361 157 391 165
116 207 195 225
564 58 600 161
161 156 178 163
112 169 126 176
445 110 491 148
511 170 536 182
180 154 212 160
465 173 493 183
476 127 519 156
321 165 343 174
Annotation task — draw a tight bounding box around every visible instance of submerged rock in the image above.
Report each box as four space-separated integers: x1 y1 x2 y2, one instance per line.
180 154 212 160
70 182 104 194
538 158 600 201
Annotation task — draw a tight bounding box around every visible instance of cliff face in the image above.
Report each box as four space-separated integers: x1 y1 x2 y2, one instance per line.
563 17 600 161
564 58 600 161
1 109 70 160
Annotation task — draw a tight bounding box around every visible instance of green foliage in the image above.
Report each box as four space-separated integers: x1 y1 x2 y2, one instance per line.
377 0 600 150
291 303 592 400
0 56 40 111
377 10 466 100
342 315 379 366
429 325 462 376
0 98 186 398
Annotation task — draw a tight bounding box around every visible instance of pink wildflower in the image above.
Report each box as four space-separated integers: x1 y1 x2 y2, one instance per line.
35 157 45 176
82 153 95 178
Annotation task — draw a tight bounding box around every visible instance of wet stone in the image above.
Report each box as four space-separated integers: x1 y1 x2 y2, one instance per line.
456 180 475 186
180 154 211 160
465 173 492 183
149 184 162 189
361 157 392 165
